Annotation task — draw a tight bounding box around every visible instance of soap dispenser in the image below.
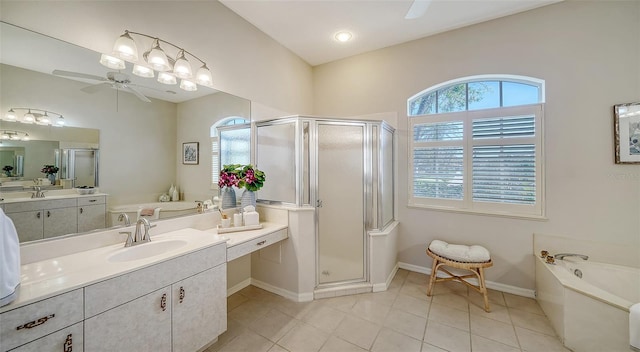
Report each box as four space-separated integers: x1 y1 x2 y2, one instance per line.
243 206 259 226
172 186 179 202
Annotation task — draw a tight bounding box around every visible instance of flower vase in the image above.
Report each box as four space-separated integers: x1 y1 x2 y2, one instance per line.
47 174 56 185
240 189 256 209
220 187 236 209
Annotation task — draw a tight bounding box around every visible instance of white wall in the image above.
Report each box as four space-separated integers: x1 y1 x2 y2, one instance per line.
313 1 640 290
0 0 313 116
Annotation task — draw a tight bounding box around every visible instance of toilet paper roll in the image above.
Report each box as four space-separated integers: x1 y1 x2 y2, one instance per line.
631 302 640 350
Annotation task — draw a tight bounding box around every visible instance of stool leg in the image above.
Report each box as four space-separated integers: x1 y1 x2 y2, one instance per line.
478 267 490 312
426 258 438 296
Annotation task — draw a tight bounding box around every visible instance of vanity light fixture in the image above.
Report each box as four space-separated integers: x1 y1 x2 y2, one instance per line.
0 130 30 141
103 30 215 91
3 108 65 127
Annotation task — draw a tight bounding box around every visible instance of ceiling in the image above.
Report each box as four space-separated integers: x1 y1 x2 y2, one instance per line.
220 0 562 66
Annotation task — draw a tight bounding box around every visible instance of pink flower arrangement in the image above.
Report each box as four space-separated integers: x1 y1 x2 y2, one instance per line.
218 164 265 191
218 164 241 188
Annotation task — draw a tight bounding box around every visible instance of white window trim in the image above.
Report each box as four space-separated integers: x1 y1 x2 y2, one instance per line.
408 103 545 220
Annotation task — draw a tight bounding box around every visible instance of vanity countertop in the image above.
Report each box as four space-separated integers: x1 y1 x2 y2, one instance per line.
2 220 289 314
0 228 226 313
0 190 107 203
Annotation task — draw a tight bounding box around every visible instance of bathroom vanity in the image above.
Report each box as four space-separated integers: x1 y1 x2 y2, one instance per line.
1 192 107 243
0 215 289 352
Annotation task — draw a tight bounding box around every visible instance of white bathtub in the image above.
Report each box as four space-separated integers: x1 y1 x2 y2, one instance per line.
108 201 198 226
535 255 639 351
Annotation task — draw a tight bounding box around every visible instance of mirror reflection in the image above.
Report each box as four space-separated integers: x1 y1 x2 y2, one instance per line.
0 21 251 243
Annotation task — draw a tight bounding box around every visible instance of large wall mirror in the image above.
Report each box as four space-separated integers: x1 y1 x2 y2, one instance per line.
0 21 251 243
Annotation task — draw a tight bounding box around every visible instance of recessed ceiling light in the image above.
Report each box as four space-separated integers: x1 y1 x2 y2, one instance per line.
334 31 353 43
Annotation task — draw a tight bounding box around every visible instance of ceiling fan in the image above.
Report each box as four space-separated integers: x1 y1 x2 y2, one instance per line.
52 69 152 103
405 0 432 20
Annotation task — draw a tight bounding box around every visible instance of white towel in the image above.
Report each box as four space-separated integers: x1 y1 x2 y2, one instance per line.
1 208 21 307
429 239 491 263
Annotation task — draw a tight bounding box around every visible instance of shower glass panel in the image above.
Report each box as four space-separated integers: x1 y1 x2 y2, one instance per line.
381 127 394 226
256 122 297 203
317 123 365 284
61 149 99 187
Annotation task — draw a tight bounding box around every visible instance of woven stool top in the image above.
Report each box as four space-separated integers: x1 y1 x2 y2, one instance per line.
427 248 493 269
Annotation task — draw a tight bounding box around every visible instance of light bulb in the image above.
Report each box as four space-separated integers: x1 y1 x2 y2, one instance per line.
99 53 126 70
56 117 66 126
334 31 353 42
146 39 170 72
112 31 138 62
22 134 30 141
5 109 16 120
39 112 51 125
173 50 193 79
157 72 177 85
132 64 155 78
23 110 35 123
180 79 197 91
196 64 213 87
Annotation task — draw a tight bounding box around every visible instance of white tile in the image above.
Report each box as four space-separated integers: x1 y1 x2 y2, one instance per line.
301 305 346 333
268 344 290 352
515 326 569 351
371 327 422 352
278 321 330 352
334 315 382 350
503 293 544 315
248 309 298 342
218 331 274 352
229 300 273 326
399 281 431 301
428 303 470 331
509 307 556 336
471 334 521 352
349 298 392 325
470 314 519 348
424 320 471 352
384 308 427 340
421 342 449 352
431 292 470 312
319 336 368 352
469 301 512 324
392 293 430 318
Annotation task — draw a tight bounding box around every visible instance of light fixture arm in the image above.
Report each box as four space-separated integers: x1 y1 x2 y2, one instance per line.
9 108 64 119
124 30 207 66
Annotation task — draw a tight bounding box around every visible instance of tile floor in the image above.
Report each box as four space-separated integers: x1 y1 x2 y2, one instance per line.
205 269 569 352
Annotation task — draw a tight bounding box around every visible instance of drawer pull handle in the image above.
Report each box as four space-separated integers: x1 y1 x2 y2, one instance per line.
37 212 41 219
179 286 185 303
160 293 167 311
16 314 55 330
47 210 51 218
89 199 97 202
257 240 266 246
64 333 73 352
79 208 84 214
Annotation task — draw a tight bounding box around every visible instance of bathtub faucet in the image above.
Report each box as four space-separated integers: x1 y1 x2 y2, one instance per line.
554 253 589 261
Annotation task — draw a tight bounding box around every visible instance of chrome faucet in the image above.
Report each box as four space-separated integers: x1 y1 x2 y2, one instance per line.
31 186 46 198
554 253 589 261
134 218 153 243
117 213 131 226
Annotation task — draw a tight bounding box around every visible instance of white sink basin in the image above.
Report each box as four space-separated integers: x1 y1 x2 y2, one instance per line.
107 239 189 263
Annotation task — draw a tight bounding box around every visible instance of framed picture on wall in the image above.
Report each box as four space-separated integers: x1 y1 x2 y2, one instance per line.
182 142 199 165
614 102 640 164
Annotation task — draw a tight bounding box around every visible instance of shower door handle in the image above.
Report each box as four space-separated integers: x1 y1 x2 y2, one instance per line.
316 199 323 208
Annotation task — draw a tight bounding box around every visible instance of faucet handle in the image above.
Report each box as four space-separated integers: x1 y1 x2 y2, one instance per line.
120 231 134 247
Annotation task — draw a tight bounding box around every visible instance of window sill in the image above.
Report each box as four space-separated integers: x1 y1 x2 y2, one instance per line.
407 203 548 221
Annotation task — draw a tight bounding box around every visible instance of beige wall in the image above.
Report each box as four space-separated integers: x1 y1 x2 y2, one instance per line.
0 0 313 116
313 1 640 289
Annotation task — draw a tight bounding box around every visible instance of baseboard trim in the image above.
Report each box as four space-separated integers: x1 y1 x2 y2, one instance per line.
373 262 400 292
398 261 535 298
251 278 314 302
227 278 252 297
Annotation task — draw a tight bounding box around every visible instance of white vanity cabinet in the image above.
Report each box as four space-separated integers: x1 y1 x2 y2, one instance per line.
84 288 172 352
83 242 227 352
0 289 84 352
172 265 226 352
77 196 106 232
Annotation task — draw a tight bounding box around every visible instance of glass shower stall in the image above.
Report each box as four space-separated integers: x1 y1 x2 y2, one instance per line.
255 116 394 288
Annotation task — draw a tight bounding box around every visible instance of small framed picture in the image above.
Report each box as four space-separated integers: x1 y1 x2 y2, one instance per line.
614 102 640 164
182 142 199 165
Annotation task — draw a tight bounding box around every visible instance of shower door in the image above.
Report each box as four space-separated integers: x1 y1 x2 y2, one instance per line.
62 149 99 187
317 122 366 285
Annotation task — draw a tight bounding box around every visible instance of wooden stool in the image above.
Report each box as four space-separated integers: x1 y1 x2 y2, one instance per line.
426 248 493 312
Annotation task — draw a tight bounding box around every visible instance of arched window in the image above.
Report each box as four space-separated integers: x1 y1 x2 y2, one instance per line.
210 117 249 188
407 75 545 218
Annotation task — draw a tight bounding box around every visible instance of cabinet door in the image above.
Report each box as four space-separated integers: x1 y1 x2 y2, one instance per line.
78 204 106 232
6 211 44 242
85 287 172 352
172 264 227 352
43 207 78 239
10 322 83 352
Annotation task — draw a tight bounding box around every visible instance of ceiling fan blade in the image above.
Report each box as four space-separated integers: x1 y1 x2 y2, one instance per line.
81 82 112 93
124 85 152 103
405 0 432 19
52 69 107 81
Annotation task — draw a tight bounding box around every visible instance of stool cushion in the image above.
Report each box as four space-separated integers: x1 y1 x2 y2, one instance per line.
428 240 491 263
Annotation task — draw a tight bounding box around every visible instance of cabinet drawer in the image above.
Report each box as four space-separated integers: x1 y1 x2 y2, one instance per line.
10 322 83 352
85 242 226 317
0 289 83 352
77 196 105 206
227 228 288 261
